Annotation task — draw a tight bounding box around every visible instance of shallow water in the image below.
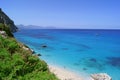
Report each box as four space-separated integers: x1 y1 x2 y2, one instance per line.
14 29 120 80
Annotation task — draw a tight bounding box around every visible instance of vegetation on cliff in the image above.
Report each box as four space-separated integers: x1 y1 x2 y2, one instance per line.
0 25 58 79
0 8 18 32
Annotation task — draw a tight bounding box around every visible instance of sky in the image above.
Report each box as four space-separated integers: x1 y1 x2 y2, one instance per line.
0 0 120 29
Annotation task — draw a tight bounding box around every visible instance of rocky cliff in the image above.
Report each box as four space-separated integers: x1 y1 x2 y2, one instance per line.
0 8 18 32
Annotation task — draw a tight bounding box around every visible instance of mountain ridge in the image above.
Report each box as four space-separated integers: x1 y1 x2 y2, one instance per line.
17 24 56 29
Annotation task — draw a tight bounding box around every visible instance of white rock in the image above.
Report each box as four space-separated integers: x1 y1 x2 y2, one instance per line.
22 46 29 51
22 46 35 54
0 31 7 38
91 73 112 80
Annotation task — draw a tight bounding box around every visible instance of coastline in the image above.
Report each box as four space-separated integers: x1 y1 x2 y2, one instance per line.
13 29 114 80
17 42 89 80
23 44 91 80
21 43 90 80
48 65 91 80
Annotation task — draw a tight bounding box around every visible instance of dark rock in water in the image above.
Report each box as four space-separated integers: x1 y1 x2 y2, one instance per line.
106 57 120 67
81 58 105 70
41 45 47 48
45 55 51 57
73 63 80 66
80 44 91 49
29 48 36 54
111 49 120 54
83 68 87 70
89 58 97 62
0 8 18 32
62 48 69 50
76 49 85 52
37 54 41 56
63 66 66 69
32 51 36 54
65 41 91 49
95 33 100 36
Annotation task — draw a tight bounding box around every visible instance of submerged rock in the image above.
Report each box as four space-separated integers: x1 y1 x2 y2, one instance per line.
91 73 112 80
73 63 80 66
83 68 87 70
89 58 97 62
95 33 100 36
80 58 104 70
37 53 41 56
41 45 47 48
61 48 69 50
106 57 120 67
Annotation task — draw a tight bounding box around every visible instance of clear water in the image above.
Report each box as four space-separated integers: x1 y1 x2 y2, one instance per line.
14 29 120 80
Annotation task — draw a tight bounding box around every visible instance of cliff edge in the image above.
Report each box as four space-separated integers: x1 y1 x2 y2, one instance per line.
0 8 18 32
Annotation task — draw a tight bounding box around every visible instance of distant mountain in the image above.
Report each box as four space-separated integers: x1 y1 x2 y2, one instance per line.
17 24 56 29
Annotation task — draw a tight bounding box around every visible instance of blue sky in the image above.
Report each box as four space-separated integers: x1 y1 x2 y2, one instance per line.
0 0 120 29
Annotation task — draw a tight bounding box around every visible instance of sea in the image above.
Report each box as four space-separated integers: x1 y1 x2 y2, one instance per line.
14 29 120 80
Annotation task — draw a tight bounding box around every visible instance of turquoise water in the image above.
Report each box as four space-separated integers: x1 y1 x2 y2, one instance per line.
14 29 120 80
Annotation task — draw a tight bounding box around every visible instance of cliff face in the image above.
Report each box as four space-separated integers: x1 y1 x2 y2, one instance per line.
0 8 18 32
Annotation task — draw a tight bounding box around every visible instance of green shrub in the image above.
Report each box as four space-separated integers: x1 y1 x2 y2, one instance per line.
0 23 13 37
0 34 58 80
7 40 19 54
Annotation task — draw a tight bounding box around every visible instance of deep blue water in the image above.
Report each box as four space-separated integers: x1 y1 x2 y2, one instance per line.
14 29 120 80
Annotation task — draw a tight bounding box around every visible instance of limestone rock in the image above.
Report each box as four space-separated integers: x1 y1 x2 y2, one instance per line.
91 73 112 80
0 31 7 38
22 46 35 54
0 8 18 32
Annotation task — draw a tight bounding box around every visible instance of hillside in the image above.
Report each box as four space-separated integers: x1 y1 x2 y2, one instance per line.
0 9 58 80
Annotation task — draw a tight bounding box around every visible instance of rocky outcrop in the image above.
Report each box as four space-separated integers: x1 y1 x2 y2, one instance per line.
0 8 18 32
22 45 34 53
0 30 7 38
91 73 112 80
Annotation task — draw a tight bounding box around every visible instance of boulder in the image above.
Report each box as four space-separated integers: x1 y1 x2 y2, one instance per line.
30 48 36 54
37 53 41 56
0 31 7 38
22 46 35 54
91 73 112 80
22 46 29 51
41 45 47 48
